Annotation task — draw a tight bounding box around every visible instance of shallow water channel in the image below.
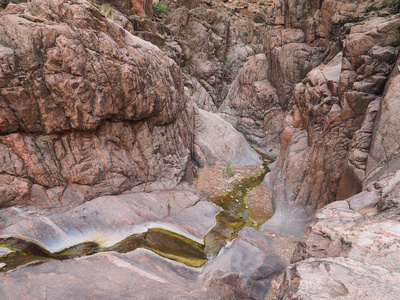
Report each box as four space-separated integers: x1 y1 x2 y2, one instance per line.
0 152 273 272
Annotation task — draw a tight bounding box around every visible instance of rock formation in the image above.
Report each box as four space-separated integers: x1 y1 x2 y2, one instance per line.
1 0 400 299
193 106 263 168
0 0 193 210
263 0 400 238
219 54 284 157
0 1 282 299
277 172 400 299
264 0 400 297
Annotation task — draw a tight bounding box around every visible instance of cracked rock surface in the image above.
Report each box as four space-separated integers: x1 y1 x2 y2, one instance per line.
277 173 400 299
0 0 193 210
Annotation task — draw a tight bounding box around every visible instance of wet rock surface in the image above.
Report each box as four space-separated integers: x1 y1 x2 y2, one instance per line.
1 0 400 299
0 227 285 300
0 183 220 252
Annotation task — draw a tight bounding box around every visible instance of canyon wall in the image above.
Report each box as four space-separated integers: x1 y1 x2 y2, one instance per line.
264 0 400 297
262 0 400 236
0 0 194 210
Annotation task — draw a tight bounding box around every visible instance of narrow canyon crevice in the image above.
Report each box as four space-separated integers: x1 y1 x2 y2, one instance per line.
0 0 400 299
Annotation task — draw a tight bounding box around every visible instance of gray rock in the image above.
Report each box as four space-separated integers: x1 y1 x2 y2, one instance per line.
278 172 400 299
193 107 262 167
0 227 284 300
0 183 220 251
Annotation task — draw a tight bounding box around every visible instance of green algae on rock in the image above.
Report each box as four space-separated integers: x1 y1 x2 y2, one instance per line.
107 228 208 267
0 228 209 272
204 151 274 258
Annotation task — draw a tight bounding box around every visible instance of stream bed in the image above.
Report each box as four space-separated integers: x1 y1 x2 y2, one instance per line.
0 152 273 272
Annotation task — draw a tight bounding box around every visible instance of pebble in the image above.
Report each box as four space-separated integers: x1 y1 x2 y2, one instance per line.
0 247 12 257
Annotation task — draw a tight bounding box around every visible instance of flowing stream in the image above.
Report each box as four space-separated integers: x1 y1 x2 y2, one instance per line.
0 152 273 272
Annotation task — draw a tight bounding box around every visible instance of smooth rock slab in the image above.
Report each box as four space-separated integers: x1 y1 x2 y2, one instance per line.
193 107 262 168
278 172 400 299
0 183 221 252
0 249 206 300
201 227 285 300
0 227 284 300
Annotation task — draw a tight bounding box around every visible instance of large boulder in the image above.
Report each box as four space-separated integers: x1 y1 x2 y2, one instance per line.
193 106 262 167
0 0 193 209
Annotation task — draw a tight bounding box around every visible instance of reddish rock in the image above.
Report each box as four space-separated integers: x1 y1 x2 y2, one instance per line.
365 53 400 186
268 13 400 235
219 54 284 157
337 100 380 200
0 0 193 209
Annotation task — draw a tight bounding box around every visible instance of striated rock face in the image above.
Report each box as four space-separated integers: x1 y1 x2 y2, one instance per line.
365 53 400 186
185 75 217 113
0 0 194 210
219 54 284 157
161 0 268 106
272 0 379 47
337 99 380 200
273 2 400 297
0 183 220 251
264 28 324 108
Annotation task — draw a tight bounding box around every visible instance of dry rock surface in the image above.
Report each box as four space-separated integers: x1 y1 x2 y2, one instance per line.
193 106 262 168
1 0 400 299
219 54 284 157
278 174 400 299
0 0 194 210
266 1 400 238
